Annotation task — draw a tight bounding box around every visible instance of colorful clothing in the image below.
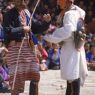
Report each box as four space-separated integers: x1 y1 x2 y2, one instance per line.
0 66 9 81
44 5 88 86
6 39 40 93
3 8 40 94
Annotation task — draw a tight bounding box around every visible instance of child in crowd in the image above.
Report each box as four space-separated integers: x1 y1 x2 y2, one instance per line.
88 43 95 63
86 43 95 70
85 42 91 62
46 43 60 70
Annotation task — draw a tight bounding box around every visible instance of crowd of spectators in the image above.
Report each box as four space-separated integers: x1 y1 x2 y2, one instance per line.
75 0 95 23
74 0 95 70
0 0 95 93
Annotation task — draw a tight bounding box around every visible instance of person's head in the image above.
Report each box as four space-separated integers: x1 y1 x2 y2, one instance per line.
84 42 90 51
90 43 95 55
91 35 95 43
57 0 74 10
38 43 43 50
13 0 29 10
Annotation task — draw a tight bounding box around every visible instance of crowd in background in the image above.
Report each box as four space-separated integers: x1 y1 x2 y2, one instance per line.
75 0 95 69
0 0 95 92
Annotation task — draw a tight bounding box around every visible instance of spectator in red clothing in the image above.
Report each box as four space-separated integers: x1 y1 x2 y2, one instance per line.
46 43 60 70
38 43 48 60
37 43 48 71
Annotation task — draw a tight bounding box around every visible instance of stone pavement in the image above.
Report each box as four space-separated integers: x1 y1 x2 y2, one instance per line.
1 70 95 95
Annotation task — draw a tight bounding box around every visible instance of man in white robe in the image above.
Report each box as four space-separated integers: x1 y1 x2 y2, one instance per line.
44 0 88 95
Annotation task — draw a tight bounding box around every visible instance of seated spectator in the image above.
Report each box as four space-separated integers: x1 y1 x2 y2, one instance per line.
85 42 91 62
37 34 46 47
90 43 95 63
37 43 48 71
87 43 95 70
46 43 60 70
86 43 94 63
37 43 48 61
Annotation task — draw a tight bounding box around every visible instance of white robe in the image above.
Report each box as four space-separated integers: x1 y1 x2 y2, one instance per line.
44 5 88 86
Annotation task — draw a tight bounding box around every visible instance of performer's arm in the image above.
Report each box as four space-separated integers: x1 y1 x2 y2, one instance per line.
44 12 76 44
3 11 30 33
32 14 51 34
3 12 24 33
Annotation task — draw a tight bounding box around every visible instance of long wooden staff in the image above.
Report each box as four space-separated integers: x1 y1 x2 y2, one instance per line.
28 0 40 27
12 0 41 90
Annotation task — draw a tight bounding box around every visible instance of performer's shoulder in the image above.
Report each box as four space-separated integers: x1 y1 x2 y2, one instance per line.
74 5 86 19
74 5 85 13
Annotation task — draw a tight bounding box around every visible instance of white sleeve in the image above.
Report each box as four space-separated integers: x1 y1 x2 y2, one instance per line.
44 12 76 44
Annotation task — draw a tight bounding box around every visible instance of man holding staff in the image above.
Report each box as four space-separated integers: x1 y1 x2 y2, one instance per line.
3 0 51 95
44 0 88 95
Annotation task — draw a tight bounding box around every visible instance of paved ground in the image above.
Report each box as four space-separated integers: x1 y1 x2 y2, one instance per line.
0 70 95 95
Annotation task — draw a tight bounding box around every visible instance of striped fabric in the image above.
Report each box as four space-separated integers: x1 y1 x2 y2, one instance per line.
5 38 40 94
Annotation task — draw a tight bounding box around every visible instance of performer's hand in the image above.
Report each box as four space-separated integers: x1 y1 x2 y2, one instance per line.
43 14 51 23
23 26 31 33
4 47 8 53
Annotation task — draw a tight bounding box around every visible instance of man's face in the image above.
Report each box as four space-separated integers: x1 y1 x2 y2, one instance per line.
64 0 73 10
57 0 66 9
57 0 72 10
14 0 29 9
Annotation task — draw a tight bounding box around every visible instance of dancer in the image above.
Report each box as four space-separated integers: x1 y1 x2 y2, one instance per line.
3 0 51 95
44 0 88 95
